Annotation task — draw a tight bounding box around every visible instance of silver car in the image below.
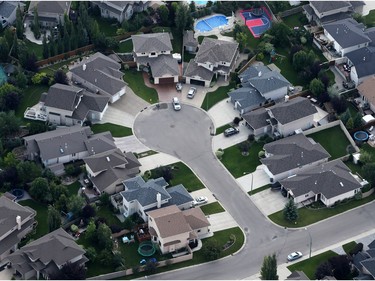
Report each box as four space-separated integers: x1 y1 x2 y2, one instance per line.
172 97 181 111
187 87 197 99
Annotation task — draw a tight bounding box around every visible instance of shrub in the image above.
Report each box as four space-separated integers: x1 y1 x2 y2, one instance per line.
256 52 264 61
233 116 241 125
349 242 363 256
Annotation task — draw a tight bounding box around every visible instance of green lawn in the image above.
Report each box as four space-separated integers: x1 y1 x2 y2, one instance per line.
118 40 133 53
183 51 196 63
41 57 77 75
269 192 375 228
346 101 359 117
364 10 375 27
91 123 133 137
94 16 118 37
342 241 357 255
287 250 338 280
307 126 351 159
282 13 305 29
149 162 206 192
16 85 49 119
65 181 81 197
19 199 49 240
123 69 158 103
248 184 270 196
200 202 225 215
198 35 218 44
24 39 43 60
220 142 263 178
215 124 232 135
201 84 233 111
96 206 125 227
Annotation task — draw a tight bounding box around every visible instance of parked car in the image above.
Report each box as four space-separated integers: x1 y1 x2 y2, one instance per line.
187 87 197 99
224 127 240 137
287 251 303 261
176 82 182 92
172 97 181 111
193 196 208 206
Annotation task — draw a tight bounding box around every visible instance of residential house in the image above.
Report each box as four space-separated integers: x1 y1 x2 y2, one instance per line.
0 1 25 28
352 240 375 279
37 83 109 126
286 271 310 280
229 64 291 115
357 76 375 112
147 205 210 254
303 1 365 25
69 52 127 103
260 133 331 182
90 1 149 23
280 159 364 207
6 228 88 280
132 33 180 84
184 37 239 87
23 126 117 175
183 30 198 53
84 148 141 195
243 96 317 138
0 196 36 265
27 1 71 27
111 176 194 221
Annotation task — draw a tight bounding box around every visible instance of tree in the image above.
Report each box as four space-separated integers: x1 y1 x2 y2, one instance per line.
55 194 69 213
346 117 354 130
201 239 221 261
42 34 49 59
63 25 71 52
0 37 9 63
362 163 375 187
309 78 325 97
54 70 69 85
175 3 190 33
32 7 41 39
47 205 61 232
292 50 307 71
85 220 97 242
16 161 42 186
315 261 333 279
16 6 24 39
50 262 86 280
331 96 347 114
353 113 363 128
328 255 350 279
97 223 113 249
67 195 85 218
15 71 27 88
2 91 20 111
267 22 291 47
49 40 56 57
189 1 196 12
84 246 97 263
11 35 19 58
0 111 21 138
153 166 174 183
340 108 351 125
50 183 69 203
29 177 51 203
360 150 374 164
283 199 298 222
82 204 96 219
260 253 278 280
236 32 249 52
158 5 169 25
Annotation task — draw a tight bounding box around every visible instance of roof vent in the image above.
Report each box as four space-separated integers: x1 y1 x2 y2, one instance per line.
336 27 339 34
83 64 86 71
285 95 289 102
60 147 64 154
363 56 366 61
340 182 344 187
106 157 110 162
258 71 262 77
315 180 317 185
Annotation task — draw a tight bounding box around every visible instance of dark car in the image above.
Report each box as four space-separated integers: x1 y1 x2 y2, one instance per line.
224 127 240 137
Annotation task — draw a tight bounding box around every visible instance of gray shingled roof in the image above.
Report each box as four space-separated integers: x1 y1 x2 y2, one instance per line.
132 33 173 53
184 59 214 81
183 30 198 48
0 1 17 18
165 184 194 207
361 258 375 278
249 71 290 95
148 55 180 77
43 83 83 112
195 37 238 65
242 108 269 130
346 47 375 78
310 1 351 14
268 97 317 125
228 84 266 111
280 159 361 199
261 133 331 175
323 18 371 49
84 131 116 156
28 1 71 15
239 65 272 82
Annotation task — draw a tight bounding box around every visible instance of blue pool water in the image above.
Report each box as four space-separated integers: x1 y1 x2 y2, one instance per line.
190 0 216 6
0 66 7 86
195 15 228 32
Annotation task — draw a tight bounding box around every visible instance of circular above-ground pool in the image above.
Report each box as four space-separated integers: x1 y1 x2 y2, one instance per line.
138 241 156 257
354 131 369 142
195 14 228 32
11 189 24 200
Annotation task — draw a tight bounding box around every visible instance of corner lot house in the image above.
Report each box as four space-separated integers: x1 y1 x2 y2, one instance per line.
243 97 317 138
132 33 179 84
357 76 375 112
261 133 331 182
7 228 88 280
69 52 127 103
27 1 71 27
84 148 141 195
111 176 194 221
280 159 364 207
147 205 210 254
184 37 239 87
0 196 36 265
90 1 149 22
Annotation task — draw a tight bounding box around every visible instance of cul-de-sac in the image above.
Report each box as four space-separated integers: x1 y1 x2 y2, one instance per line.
2 1 375 280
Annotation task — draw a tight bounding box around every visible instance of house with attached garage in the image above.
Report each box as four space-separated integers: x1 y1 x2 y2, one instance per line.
23 126 117 175
357 76 375 112
27 1 71 27
111 176 194 222
242 96 317 138
83 148 141 196
184 37 239 87
35 83 109 126
147 205 210 254
260 133 331 182
69 52 127 104
280 159 366 207
352 239 375 280
6 228 87 280
228 64 291 115
132 33 180 84
0 196 36 266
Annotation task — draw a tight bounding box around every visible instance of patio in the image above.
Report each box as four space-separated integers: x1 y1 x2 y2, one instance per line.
24 102 47 122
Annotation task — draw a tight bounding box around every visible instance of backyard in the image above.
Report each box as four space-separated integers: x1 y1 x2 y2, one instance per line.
118 40 133 53
16 85 48 119
91 123 133 137
123 70 158 104
19 199 49 240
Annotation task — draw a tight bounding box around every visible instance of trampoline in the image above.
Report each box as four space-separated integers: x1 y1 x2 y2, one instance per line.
240 7 272 38
354 131 369 142
138 241 156 257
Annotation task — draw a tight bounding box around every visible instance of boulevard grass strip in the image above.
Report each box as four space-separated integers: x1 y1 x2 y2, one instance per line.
307 125 351 160
16 85 49 119
287 250 338 280
201 84 234 111
248 184 270 196
220 142 263 178
91 123 133 137
118 40 133 53
149 162 205 192
215 123 232 135
268 192 375 228
123 70 158 104
342 241 357 255
65 181 81 197
19 199 48 240
200 202 225 215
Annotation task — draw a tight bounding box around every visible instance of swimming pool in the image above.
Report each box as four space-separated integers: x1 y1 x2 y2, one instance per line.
195 14 228 32
0 66 7 86
189 0 216 7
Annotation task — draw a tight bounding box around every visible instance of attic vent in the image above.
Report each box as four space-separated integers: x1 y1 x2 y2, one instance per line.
340 182 344 187
314 180 317 185
301 151 304 158
83 64 87 71
258 71 262 77
60 148 64 154
106 157 110 162
363 56 366 61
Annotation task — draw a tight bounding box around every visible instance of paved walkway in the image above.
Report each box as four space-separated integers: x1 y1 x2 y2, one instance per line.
138 153 180 174
114 136 149 154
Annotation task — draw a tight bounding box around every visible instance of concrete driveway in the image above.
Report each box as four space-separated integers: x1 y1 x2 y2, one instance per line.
190 189 217 204
0 268 13 280
138 153 180 174
208 212 238 232
212 123 250 151
114 136 149 154
251 188 289 216
236 165 270 192
208 98 241 128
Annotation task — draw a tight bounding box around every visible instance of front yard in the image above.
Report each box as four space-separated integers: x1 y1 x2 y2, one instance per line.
201 84 234 111
91 123 133 137
123 69 158 104
200 202 225 215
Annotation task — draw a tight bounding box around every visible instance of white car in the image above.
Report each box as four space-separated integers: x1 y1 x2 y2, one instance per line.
172 97 181 111
187 87 197 99
287 251 303 261
176 83 182 92
193 196 208 206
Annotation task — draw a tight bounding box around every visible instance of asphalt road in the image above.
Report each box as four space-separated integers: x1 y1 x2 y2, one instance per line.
133 104 375 279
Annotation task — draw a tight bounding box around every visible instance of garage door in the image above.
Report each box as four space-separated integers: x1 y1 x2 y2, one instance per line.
158 77 175 84
190 79 205 86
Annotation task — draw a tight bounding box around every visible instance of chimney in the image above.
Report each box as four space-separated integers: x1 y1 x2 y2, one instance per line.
156 193 161 208
83 64 86 71
16 216 21 230
285 95 289 102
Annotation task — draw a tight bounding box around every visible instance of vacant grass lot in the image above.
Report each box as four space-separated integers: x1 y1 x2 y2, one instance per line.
201 84 233 111
200 202 225 215
307 125 351 159
123 70 158 103
91 123 133 137
16 85 48 119
19 199 49 240
220 142 263 178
